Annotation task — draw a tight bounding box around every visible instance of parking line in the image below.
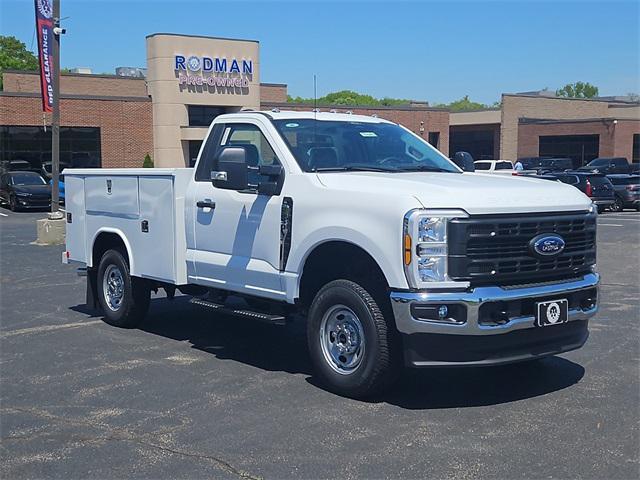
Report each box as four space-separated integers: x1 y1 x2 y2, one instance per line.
0 212 8 217
598 223 624 227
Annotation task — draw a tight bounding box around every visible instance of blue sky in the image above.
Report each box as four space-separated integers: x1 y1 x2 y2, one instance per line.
1 0 638 104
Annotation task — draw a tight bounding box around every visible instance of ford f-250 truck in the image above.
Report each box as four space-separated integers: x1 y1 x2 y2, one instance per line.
63 111 600 398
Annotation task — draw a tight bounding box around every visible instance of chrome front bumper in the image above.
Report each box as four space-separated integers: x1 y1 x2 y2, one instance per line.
390 273 599 336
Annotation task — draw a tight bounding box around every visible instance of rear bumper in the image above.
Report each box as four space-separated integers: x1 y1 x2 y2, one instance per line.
592 198 614 206
390 273 599 367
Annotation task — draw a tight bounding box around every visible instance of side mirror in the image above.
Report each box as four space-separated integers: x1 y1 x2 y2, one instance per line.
257 164 284 196
212 146 249 190
453 151 475 172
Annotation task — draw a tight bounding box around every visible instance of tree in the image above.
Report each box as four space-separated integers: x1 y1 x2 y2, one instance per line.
434 95 491 112
0 35 39 89
142 153 153 168
556 82 599 99
288 90 411 106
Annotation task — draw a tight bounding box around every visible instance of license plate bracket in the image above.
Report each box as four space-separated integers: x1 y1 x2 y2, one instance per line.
535 299 569 327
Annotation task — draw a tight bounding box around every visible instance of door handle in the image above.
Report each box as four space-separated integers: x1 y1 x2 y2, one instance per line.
196 200 216 209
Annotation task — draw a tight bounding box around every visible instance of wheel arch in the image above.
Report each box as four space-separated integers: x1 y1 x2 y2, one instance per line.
89 228 135 274
298 240 390 309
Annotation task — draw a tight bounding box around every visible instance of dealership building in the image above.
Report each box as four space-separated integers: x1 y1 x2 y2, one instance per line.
0 33 638 171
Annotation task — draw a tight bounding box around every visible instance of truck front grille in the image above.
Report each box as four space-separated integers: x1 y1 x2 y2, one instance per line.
448 211 596 285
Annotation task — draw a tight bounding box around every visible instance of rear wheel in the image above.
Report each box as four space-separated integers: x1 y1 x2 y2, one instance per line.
97 249 150 328
307 279 398 398
612 196 624 212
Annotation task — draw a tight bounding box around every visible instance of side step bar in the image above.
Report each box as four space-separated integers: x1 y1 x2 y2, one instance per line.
189 297 287 326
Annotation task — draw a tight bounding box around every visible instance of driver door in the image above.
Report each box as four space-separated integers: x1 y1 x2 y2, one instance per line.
188 121 286 299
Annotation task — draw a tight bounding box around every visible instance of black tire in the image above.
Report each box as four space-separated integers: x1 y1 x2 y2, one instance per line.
9 194 18 212
97 249 150 328
612 196 624 212
307 279 399 398
597 205 606 214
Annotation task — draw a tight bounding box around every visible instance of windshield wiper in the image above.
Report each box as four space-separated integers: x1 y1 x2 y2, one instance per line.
312 164 399 173
395 165 449 172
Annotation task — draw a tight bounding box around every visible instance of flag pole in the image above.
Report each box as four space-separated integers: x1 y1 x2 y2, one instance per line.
49 0 62 219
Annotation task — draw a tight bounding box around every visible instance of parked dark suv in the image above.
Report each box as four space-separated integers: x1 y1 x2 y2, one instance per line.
607 174 640 211
540 172 615 213
0 171 52 211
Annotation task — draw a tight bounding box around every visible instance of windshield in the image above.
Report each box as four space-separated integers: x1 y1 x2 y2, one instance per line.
474 162 491 170
586 159 609 166
273 119 459 173
495 161 513 170
10 173 47 186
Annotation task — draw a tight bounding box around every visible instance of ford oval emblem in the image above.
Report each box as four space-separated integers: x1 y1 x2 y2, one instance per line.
530 234 565 257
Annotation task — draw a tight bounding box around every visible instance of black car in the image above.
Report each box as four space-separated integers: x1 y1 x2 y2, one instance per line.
533 171 615 213
0 171 52 211
578 157 631 175
607 174 640 211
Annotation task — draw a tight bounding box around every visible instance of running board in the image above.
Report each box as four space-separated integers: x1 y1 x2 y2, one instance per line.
189 297 287 326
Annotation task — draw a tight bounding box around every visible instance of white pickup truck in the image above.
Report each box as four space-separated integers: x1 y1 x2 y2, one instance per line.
63 111 599 398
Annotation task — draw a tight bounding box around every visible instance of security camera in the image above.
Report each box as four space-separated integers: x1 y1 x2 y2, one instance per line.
53 27 66 35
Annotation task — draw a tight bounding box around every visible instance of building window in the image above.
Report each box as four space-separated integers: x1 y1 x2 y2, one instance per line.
633 134 639 163
188 140 203 167
428 132 440 149
187 106 226 127
539 134 599 168
449 129 496 161
0 126 101 174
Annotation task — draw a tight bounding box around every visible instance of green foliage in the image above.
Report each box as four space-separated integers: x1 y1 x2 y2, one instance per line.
0 35 39 89
143 153 153 168
431 95 502 112
433 95 493 112
287 90 411 107
555 82 599 98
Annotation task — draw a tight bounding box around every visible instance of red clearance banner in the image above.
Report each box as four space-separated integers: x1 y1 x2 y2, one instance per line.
34 0 54 112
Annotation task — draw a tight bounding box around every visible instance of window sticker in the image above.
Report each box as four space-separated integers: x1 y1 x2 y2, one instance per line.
285 123 299 128
359 131 377 138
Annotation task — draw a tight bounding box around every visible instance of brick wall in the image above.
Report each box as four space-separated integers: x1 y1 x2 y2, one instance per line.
263 102 450 156
517 119 640 161
3 71 148 97
501 95 623 161
259 83 287 103
0 94 153 168
613 120 640 160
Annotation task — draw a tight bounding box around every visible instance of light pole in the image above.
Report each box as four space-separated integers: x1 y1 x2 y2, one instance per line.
49 0 63 220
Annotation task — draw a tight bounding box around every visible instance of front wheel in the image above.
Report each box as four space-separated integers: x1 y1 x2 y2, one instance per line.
97 249 150 328
307 279 399 398
9 195 18 212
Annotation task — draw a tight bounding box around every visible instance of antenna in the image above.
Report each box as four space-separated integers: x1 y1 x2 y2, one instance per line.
313 74 317 118
313 74 317 145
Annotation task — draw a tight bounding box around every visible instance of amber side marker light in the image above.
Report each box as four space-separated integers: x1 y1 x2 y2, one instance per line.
404 234 412 265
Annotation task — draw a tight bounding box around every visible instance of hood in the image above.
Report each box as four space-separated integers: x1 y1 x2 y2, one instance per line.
316 171 592 215
13 184 52 195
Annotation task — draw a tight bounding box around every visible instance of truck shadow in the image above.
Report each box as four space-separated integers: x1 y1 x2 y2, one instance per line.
135 296 584 409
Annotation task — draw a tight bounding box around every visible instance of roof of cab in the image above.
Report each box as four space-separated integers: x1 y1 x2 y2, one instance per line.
217 110 394 124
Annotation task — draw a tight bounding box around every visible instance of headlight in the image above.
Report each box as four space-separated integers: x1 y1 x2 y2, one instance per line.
403 209 468 287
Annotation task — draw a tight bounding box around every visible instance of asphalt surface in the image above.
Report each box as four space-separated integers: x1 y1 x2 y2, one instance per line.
1 207 639 479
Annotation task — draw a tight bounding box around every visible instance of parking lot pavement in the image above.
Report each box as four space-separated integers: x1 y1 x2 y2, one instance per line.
1 208 639 480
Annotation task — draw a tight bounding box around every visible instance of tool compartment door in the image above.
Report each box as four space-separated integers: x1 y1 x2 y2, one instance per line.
136 175 177 282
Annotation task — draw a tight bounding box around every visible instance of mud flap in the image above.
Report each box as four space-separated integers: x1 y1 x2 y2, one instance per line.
86 268 99 310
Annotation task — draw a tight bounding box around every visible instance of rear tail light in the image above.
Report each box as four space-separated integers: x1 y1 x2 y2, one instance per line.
626 184 640 191
585 179 593 196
